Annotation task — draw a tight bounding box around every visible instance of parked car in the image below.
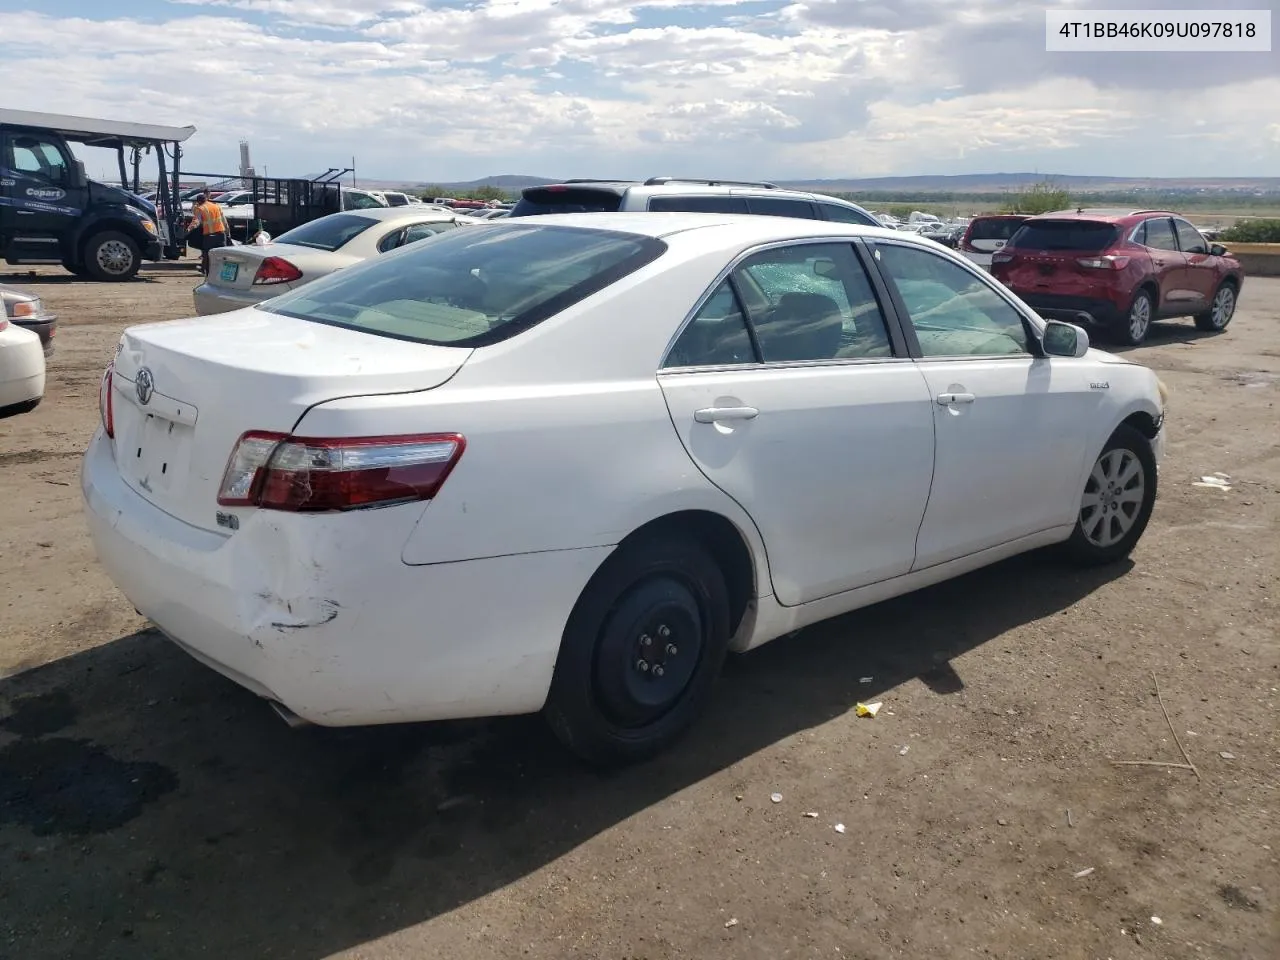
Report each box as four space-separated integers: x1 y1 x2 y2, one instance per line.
991 210 1243 345
381 191 416 207
341 189 389 211
85 213 1166 763
194 206 478 315
958 214 1030 269
0 283 56 356
510 177 881 226
919 222 963 248
0 312 45 417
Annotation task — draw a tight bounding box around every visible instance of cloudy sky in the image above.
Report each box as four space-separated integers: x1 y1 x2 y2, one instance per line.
2 0 1278 182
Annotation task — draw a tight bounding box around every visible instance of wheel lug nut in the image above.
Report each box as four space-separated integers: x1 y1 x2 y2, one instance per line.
658 625 671 638
637 660 649 672
653 665 665 678
666 643 678 656
639 635 652 647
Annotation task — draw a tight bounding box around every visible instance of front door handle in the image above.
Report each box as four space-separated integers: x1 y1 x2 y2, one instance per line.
694 405 759 423
936 393 975 406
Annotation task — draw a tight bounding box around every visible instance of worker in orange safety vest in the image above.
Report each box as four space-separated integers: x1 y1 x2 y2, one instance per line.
189 193 229 274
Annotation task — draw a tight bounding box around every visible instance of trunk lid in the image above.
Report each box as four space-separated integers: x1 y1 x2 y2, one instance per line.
205 242 355 293
108 308 471 532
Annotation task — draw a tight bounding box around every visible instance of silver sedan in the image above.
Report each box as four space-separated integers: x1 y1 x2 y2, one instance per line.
193 207 481 316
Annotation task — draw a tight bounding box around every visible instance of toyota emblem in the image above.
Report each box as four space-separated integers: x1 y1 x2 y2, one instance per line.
135 367 155 405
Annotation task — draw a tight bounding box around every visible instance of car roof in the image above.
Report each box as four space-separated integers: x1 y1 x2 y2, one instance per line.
347 205 477 224
1028 208 1182 225
483 211 918 246
526 178 868 206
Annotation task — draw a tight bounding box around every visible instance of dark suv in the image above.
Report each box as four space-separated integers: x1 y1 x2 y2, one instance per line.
509 177 880 226
991 209 1243 346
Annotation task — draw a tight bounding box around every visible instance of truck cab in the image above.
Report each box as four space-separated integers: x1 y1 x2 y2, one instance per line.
0 109 195 281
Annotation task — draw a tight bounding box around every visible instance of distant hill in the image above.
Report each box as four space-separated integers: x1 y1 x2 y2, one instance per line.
346 172 1280 196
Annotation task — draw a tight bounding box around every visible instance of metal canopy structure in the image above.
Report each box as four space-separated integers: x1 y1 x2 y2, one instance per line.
0 108 197 259
0 108 196 149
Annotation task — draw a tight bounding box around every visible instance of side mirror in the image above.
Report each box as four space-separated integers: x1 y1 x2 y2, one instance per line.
75 160 87 188
1042 320 1089 358
1209 243 1228 257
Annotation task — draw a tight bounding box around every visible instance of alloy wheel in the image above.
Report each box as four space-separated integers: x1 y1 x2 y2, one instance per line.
1080 448 1146 548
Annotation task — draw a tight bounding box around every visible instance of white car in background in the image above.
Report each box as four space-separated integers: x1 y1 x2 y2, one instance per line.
194 206 480 315
85 214 1166 763
0 313 45 417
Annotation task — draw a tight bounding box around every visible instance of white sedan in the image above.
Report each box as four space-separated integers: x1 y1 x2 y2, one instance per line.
193 206 479 315
0 314 45 417
83 214 1166 763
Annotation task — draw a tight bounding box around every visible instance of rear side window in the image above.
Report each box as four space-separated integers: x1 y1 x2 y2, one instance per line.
1137 217 1178 252
968 218 1026 242
511 187 623 216
1008 220 1119 252
261 224 666 347
746 197 818 219
648 195 749 213
274 213 378 252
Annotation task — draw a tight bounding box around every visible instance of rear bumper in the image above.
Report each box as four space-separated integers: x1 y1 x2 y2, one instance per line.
1015 292 1125 326
192 283 274 316
81 428 611 725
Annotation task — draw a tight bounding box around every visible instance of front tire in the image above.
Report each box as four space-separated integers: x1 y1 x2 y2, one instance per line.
1113 289 1154 346
1194 282 1236 332
1063 424 1157 566
83 231 141 282
544 534 732 765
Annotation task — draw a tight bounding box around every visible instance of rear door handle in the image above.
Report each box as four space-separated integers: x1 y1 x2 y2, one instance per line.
936 393 975 406
694 405 759 423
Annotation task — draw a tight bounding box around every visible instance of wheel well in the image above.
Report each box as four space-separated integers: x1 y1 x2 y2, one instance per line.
1220 274 1240 291
1121 411 1160 440
1137 279 1160 302
619 511 756 636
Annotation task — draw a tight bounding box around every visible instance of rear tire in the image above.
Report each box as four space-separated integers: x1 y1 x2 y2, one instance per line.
1194 282 1236 332
83 231 141 282
1063 424 1157 566
544 534 732 765
1113 289 1154 346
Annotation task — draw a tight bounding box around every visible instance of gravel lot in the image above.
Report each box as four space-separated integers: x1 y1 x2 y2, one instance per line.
1 264 1276 960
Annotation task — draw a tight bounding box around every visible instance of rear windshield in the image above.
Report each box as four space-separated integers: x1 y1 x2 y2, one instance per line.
1008 220 1118 252
968 218 1027 241
274 213 378 252
260 224 666 347
510 187 624 217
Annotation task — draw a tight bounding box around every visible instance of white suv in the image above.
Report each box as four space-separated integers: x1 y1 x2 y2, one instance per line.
509 177 879 225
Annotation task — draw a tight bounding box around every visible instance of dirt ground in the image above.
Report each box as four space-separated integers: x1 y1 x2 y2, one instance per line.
0 263 1276 960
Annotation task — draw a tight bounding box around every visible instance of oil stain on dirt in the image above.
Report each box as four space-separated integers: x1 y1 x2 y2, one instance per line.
1 690 178 836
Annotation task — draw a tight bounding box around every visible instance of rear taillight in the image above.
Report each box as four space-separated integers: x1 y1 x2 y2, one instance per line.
99 363 115 438
252 257 303 285
0 318 7 332
217 432 465 511
1077 255 1130 270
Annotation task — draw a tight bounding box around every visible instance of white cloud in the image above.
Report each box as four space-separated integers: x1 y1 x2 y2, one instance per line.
1 0 1277 181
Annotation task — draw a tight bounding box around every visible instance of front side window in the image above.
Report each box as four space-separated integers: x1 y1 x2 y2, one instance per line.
9 137 70 183
745 197 817 219
818 201 879 226
875 243 1030 358
262 224 666 347
1174 219 1207 255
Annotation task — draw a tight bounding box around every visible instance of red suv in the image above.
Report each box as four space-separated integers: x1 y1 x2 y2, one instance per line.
990 210 1243 345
